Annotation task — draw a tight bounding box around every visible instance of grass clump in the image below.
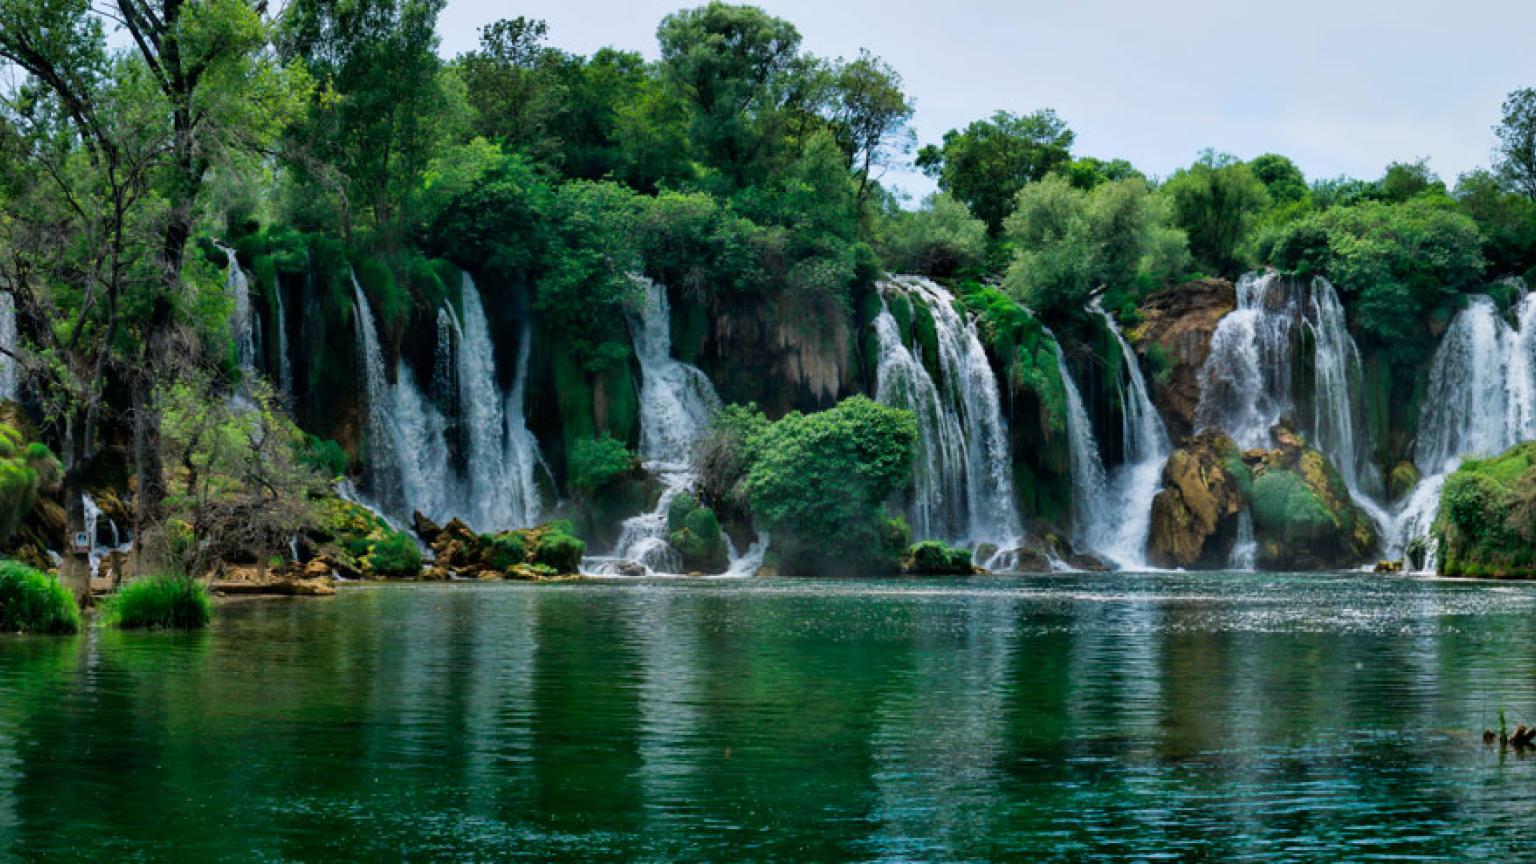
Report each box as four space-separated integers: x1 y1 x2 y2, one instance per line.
0 560 81 634
102 575 212 630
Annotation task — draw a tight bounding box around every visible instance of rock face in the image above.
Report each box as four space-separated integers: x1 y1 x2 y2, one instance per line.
1147 430 1247 569
1246 423 1377 571
1129 279 1236 439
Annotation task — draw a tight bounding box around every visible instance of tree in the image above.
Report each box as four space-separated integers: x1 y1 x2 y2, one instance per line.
824 49 912 203
1249 153 1308 204
916 109 1075 233
1057 156 1142 190
656 1 803 187
1377 159 1445 202
1162 151 1269 276
1495 88 1536 201
876 193 989 277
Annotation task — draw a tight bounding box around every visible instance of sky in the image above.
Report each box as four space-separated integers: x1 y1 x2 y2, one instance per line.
438 0 1536 201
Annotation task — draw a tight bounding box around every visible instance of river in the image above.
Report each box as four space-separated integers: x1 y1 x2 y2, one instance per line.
3 573 1536 861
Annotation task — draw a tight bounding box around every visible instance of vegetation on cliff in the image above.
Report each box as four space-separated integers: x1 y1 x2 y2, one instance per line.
1436 442 1536 578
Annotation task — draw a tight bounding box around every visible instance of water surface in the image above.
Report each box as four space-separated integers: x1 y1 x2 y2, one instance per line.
4 572 1536 861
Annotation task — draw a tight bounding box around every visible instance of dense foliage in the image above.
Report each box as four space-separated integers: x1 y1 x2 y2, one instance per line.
102 576 213 630
1437 442 1536 577
0 560 80 634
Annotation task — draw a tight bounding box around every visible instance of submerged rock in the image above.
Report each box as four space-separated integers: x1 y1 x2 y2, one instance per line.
1147 430 1246 569
1128 279 1236 439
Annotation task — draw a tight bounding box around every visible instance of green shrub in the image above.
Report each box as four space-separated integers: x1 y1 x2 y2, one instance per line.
301 435 348 478
900 540 974 575
742 396 916 575
0 560 80 634
102 576 212 630
528 522 585 573
665 492 727 572
875 193 988 278
1249 469 1335 543
365 530 422 577
486 533 526 570
0 426 60 543
567 435 635 495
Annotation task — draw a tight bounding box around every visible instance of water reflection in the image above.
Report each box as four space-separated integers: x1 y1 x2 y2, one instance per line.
1 574 1536 860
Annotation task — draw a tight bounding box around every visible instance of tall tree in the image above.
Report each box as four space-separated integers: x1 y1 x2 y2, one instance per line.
824 49 912 204
1495 88 1536 201
1162 151 1268 276
916 109 1075 233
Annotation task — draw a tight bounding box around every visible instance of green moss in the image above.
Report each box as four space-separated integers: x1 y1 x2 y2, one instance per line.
0 560 80 634
1250 469 1335 542
365 531 422 577
486 533 526 570
101 576 211 630
553 346 597 457
568 435 635 494
356 257 409 331
526 521 585 573
594 362 638 445
888 291 913 342
1437 442 1536 577
899 540 974 575
911 296 941 380
302 435 348 478
665 492 727 572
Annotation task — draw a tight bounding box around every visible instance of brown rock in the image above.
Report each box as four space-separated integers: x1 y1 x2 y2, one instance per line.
412 511 442 544
1128 279 1236 438
1147 430 1246 569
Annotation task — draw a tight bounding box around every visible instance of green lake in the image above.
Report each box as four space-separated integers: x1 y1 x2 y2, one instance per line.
4 572 1536 861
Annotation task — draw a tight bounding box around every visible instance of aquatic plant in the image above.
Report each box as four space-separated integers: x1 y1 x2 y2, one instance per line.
102 576 212 630
0 560 81 634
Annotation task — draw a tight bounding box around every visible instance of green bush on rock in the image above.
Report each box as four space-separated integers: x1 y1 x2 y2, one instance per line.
1437 442 1536 577
666 492 728 573
364 531 423 578
102 576 212 630
899 541 976 575
567 435 636 495
0 561 81 634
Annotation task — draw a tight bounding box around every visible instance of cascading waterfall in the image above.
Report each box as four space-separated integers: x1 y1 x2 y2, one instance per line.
1392 291 1536 568
1197 271 1383 514
1085 297 1170 569
1050 337 1109 550
0 291 17 401
1229 510 1257 571
273 278 293 398
871 276 1022 554
223 247 258 373
352 271 546 531
590 277 731 576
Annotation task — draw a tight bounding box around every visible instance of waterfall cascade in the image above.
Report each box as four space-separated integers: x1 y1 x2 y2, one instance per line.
273 277 293 398
589 277 751 576
223 247 258 373
1051 337 1109 551
352 272 546 531
1083 298 1170 569
0 291 17 401
871 276 1022 557
1197 272 1384 517
1392 291 1536 568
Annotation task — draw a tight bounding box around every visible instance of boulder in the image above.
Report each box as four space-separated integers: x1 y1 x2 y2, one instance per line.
1147 430 1247 568
412 511 443 544
1388 461 1420 503
1067 553 1109 572
1128 279 1236 438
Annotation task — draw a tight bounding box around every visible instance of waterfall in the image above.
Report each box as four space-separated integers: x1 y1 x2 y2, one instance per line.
0 292 17 401
352 273 408 517
1084 297 1170 569
1391 291 1536 567
1228 510 1257 571
223 247 258 373
273 277 293 398
590 277 734 576
504 316 547 528
352 270 546 531
1197 271 1383 511
871 275 1023 554
1051 337 1109 549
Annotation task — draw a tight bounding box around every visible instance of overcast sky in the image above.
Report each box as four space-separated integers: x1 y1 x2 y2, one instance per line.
438 0 1536 200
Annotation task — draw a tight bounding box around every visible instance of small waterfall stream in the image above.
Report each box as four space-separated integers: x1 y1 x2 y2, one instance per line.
1050 337 1109 552
1392 291 1536 568
223 247 258 374
1085 298 1170 569
273 277 293 398
872 276 1022 556
589 278 735 576
0 292 17 401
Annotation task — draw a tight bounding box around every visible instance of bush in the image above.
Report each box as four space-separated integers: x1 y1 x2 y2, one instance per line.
365 530 422 577
666 492 728 572
876 193 988 278
302 435 348 478
0 426 61 543
0 560 80 634
1437 442 1536 576
695 404 770 518
486 533 526 570
102 576 212 630
528 522 585 573
567 435 635 495
742 396 917 575
899 540 975 575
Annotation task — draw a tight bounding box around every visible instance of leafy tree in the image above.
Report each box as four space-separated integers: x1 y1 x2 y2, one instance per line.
1249 153 1308 204
1454 168 1536 275
657 1 803 188
916 109 1075 233
1057 156 1142 190
824 49 913 202
875 193 989 278
1495 87 1536 201
1377 159 1445 203
1161 151 1269 275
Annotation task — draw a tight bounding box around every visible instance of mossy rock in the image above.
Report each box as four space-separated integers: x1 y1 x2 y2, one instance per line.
899 540 977 576
1437 441 1536 578
1388 461 1421 503
1246 429 1377 570
665 492 728 573
1147 430 1247 569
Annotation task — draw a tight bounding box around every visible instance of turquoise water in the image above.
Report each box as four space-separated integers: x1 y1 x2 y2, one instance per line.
4 572 1536 861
